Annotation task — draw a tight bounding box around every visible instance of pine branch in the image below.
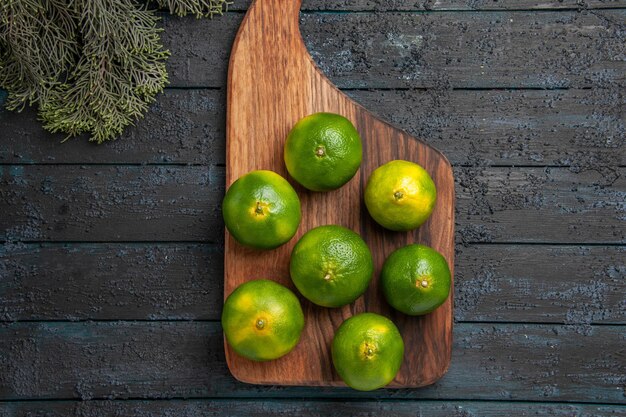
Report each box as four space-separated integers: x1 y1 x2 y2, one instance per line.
0 0 228 144
0 0 79 110
39 0 169 143
155 0 230 18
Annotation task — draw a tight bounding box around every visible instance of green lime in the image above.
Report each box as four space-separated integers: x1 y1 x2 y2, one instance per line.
284 112 362 191
289 225 373 308
222 170 301 249
364 160 437 231
332 313 404 391
381 244 451 315
221 279 305 361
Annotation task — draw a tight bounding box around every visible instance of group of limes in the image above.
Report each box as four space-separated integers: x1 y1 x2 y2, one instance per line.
222 113 451 391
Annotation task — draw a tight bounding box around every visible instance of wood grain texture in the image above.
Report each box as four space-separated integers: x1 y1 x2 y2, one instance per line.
0 165 224 243
454 245 626 324
0 243 223 321
158 10 625 89
225 0 454 388
349 88 625 169
0 0 624 411
454 166 625 244
0 89 226 165
1 243 624 324
2 400 626 417
0 322 624 402
2 88 623 168
232 0 626 11
1 166 623 243
300 10 625 89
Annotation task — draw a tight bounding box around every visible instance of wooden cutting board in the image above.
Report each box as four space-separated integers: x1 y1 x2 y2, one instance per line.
224 0 454 387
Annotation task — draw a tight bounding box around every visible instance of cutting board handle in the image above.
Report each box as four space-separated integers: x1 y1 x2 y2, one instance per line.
226 0 455 388
242 0 305 47
248 0 303 25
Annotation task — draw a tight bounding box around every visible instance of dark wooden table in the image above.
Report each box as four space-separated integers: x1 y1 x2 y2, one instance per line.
1 1 625 415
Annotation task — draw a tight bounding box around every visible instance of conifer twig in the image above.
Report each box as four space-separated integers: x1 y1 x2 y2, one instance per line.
156 0 231 18
0 0 228 143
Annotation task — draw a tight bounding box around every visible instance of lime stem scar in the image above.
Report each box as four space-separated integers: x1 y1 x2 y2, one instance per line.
315 146 326 157
420 280 428 288
255 202 264 215
256 319 265 329
324 273 332 281
394 191 404 200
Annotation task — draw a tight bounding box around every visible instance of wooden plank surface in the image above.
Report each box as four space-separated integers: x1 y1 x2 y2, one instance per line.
0 0 624 412
0 165 224 243
1 243 624 324
349 88 626 169
298 10 626 89
454 166 625 244
0 322 624 402
0 90 225 165
235 0 626 10
157 10 625 89
0 243 223 321
1 166 623 243
2 400 626 417
454 245 626 324
2 88 623 168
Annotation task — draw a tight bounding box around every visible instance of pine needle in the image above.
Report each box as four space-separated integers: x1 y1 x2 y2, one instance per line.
39 0 169 143
156 0 231 18
0 0 225 143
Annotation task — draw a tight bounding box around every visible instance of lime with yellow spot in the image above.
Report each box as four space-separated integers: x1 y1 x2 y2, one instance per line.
381 244 451 315
289 225 373 308
284 112 362 191
364 160 436 231
222 170 301 250
332 313 404 391
221 279 305 361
